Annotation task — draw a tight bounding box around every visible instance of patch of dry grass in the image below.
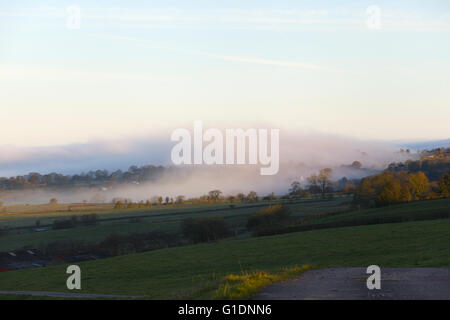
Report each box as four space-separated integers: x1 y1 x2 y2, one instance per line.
214 264 313 299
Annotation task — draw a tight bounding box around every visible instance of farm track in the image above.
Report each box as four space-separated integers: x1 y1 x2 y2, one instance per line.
254 268 450 300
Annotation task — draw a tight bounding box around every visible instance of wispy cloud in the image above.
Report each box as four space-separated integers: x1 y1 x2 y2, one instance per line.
85 33 336 72
201 53 331 71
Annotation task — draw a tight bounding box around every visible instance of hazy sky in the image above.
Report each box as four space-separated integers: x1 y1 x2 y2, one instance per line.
1 0 450 148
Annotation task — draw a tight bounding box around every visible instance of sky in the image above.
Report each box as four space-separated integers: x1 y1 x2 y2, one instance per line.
1 0 449 151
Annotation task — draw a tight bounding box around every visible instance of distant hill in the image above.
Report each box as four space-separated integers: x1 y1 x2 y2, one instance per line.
387 147 450 181
400 139 450 151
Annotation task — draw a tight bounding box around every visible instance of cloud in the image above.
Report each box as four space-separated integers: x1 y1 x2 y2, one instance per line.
83 33 333 72
201 53 330 71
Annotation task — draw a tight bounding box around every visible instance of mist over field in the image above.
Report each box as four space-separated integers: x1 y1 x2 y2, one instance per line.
0 131 417 205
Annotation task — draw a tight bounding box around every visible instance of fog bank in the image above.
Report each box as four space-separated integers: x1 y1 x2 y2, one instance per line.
0 130 418 205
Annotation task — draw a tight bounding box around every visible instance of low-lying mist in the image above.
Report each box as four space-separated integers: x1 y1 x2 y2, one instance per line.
0 131 417 205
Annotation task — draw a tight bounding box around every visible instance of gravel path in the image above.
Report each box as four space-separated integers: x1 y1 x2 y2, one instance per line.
254 268 450 300
0 290 141 299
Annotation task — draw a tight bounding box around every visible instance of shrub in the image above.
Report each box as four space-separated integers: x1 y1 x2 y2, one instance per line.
0 226 8 237
39 239 87 256
40 231 181 257
181 217 230 243
52 216 77 230
97 231 180 256
246 204 291 232
80 214 98 226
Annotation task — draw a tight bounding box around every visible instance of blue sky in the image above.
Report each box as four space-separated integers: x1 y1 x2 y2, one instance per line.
1 0 450 148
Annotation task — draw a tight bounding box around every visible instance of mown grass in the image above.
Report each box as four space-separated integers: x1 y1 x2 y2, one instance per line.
0 218 449 299
214 265 313 299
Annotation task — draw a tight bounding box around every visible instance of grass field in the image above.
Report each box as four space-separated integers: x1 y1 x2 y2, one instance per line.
1 218 449 299
0 197 349 251
0 197 340 229
305 198 450 225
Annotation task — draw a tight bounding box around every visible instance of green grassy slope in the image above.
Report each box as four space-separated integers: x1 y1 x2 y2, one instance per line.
1 218 449 299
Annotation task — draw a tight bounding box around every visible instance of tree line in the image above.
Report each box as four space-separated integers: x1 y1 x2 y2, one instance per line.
387 147 450 181
353 170 449 208
0 165 166 190
112 190 264 209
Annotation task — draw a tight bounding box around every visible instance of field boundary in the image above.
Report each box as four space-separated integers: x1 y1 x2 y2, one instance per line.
5 198 333 232
256 205 450 236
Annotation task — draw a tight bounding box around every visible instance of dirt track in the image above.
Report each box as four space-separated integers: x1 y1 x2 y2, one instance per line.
254 268 450 300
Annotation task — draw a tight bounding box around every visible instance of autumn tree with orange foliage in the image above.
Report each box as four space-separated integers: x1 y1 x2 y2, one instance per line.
353 170 439 208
